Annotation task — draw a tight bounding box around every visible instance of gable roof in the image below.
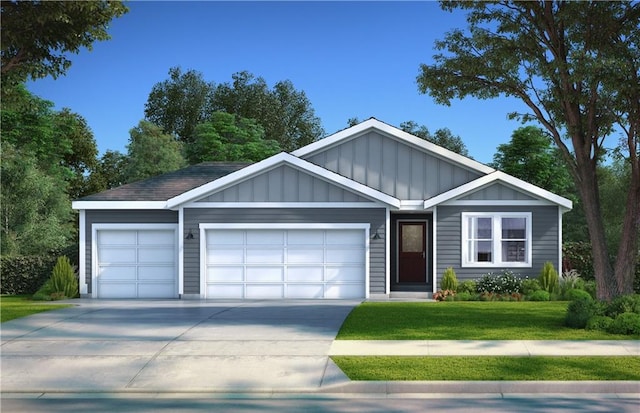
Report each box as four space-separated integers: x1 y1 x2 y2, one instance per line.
423 171 573 210
292 118 495 175
166 152 401 208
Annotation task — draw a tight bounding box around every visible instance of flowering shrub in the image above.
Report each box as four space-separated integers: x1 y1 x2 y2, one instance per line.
475 270 522 295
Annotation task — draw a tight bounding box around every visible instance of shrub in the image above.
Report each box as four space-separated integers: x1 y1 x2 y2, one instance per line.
559 269 581 296
607 313 640 335
433 290 455 302
33 256 79 301
441 267 458 292
0 255 58 295
539 261 559 293
583 280 597 299
565 298 604 329
457 280 476 294
476 270 522 295
586 316 614 332
564 288 593 302
528 290 550 302
562 241 594 281
454 291 473 301
521 278 542 295
605 294 640 318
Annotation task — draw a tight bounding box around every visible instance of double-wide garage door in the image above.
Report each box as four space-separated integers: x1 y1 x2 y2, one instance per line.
205 228 366 299
95 227 178 298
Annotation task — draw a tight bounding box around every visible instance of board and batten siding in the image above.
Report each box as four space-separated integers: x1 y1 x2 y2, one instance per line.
436 205 560 287
302 130 482 199
183 208 386 295
459 183 536 201
197 165 371 203
83 210 178 294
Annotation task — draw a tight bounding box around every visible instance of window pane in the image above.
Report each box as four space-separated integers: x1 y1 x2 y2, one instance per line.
502 241 526 262
476 241 492 262
402 224 423 252
502 218 526 239
476 218 492 239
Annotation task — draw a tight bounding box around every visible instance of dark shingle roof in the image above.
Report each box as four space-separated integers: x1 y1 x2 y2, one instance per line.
77 162 250 202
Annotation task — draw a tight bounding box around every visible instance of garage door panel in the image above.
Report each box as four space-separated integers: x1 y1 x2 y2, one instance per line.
138 283 176 298
288 266 323 282
246 284 283 298
98 283 137 298
246 267 283 282
138 247 175 263
325 266 364 282
138 266 174 281
288 230 323 245
137 230 174 245
246 230 284 245
325 284 363 299
287 284 323 298
208 267 244 282
288 248 324 263
100 248 136 264
208 249 244 264
208 231 244 245
326 248 365 264
98 231 136 246
208 284 244 299
246 248 284 264
98 266 137 281
326 230 362 244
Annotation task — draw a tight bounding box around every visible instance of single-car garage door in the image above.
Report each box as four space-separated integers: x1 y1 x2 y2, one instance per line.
95 226 178 298
204 227 367 299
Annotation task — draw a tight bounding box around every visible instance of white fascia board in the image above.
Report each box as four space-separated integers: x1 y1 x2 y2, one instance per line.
71 201 167 210
292 118 495 175
423 171 573 210
167 152 401 209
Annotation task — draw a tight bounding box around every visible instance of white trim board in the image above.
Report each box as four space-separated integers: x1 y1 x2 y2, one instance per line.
72 201 167 210
186 202 385 209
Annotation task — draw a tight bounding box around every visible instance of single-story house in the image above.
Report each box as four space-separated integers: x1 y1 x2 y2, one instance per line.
72 118 572 299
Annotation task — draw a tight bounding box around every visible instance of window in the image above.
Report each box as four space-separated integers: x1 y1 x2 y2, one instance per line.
462 213 531 267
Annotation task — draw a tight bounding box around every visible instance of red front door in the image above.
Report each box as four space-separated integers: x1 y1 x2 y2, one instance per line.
398 222 427 283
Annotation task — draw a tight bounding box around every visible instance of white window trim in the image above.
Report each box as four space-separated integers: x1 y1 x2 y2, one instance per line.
461 212 532 268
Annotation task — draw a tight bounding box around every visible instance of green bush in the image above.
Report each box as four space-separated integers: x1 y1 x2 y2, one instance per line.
586 316 614 332
521 278 542 295
539 261 559 293
564 288 593 302
441 267 458 292
454 291 473 301
605 294 640 318
476 270 522 294
565 298 604 329
583 280 597 299
527 290 550 302
457 280 476 294
607 313 640 335
0 255 58 295
33 256 79 301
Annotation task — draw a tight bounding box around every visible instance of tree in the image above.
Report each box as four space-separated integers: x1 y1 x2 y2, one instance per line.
187 112 280 164
0 1 128 84
212 71 324 152
144 67 215 144
86 150 128 193
491 126 572 195
124 120 186 183
417 1 639 300
400 120 470 156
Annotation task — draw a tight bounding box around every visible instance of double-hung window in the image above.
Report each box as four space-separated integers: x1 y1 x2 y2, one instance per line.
461 212 532 267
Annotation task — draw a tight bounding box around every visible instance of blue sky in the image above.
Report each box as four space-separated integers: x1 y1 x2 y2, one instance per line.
27 1 534 165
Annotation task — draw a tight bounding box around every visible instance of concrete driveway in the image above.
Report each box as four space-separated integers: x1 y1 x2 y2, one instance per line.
0 299 359 393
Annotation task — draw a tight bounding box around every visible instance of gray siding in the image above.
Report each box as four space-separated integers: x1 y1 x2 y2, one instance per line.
84 210 178 293
198 165 371 203
183 208 386 295
460 183 536 201
435 205 559 287
303 130 482 199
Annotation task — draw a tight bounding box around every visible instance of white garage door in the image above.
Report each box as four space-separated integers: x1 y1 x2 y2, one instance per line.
95 227 177 298
204 228 366 299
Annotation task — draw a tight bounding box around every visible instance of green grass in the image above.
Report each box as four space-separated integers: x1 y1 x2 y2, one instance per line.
332 356 640 381
337 301 638 340
1 295 72 322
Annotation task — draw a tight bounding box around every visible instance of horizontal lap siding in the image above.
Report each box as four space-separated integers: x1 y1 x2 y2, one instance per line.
84 210 179 294
183 208 387 295
436 205 559 287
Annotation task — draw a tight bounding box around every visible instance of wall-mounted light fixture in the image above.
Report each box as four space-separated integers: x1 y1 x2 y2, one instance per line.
185 229 194 240
371 230 381 240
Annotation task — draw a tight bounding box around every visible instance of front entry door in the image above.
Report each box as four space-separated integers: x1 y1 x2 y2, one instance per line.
398 222 427 283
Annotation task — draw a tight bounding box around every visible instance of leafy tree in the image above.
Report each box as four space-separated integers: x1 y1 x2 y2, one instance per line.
144 66 215 144
400 120 470 156
491 126 572 195
187 112 280 164
85 150 128 193
1 142 73 256
124 120 186 183
0 1 128 84
212 71 324 152
417 1 639 300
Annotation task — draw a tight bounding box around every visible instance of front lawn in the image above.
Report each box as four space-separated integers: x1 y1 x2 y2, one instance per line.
332 356 640 381
337 301 637 340
1 295 72 322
